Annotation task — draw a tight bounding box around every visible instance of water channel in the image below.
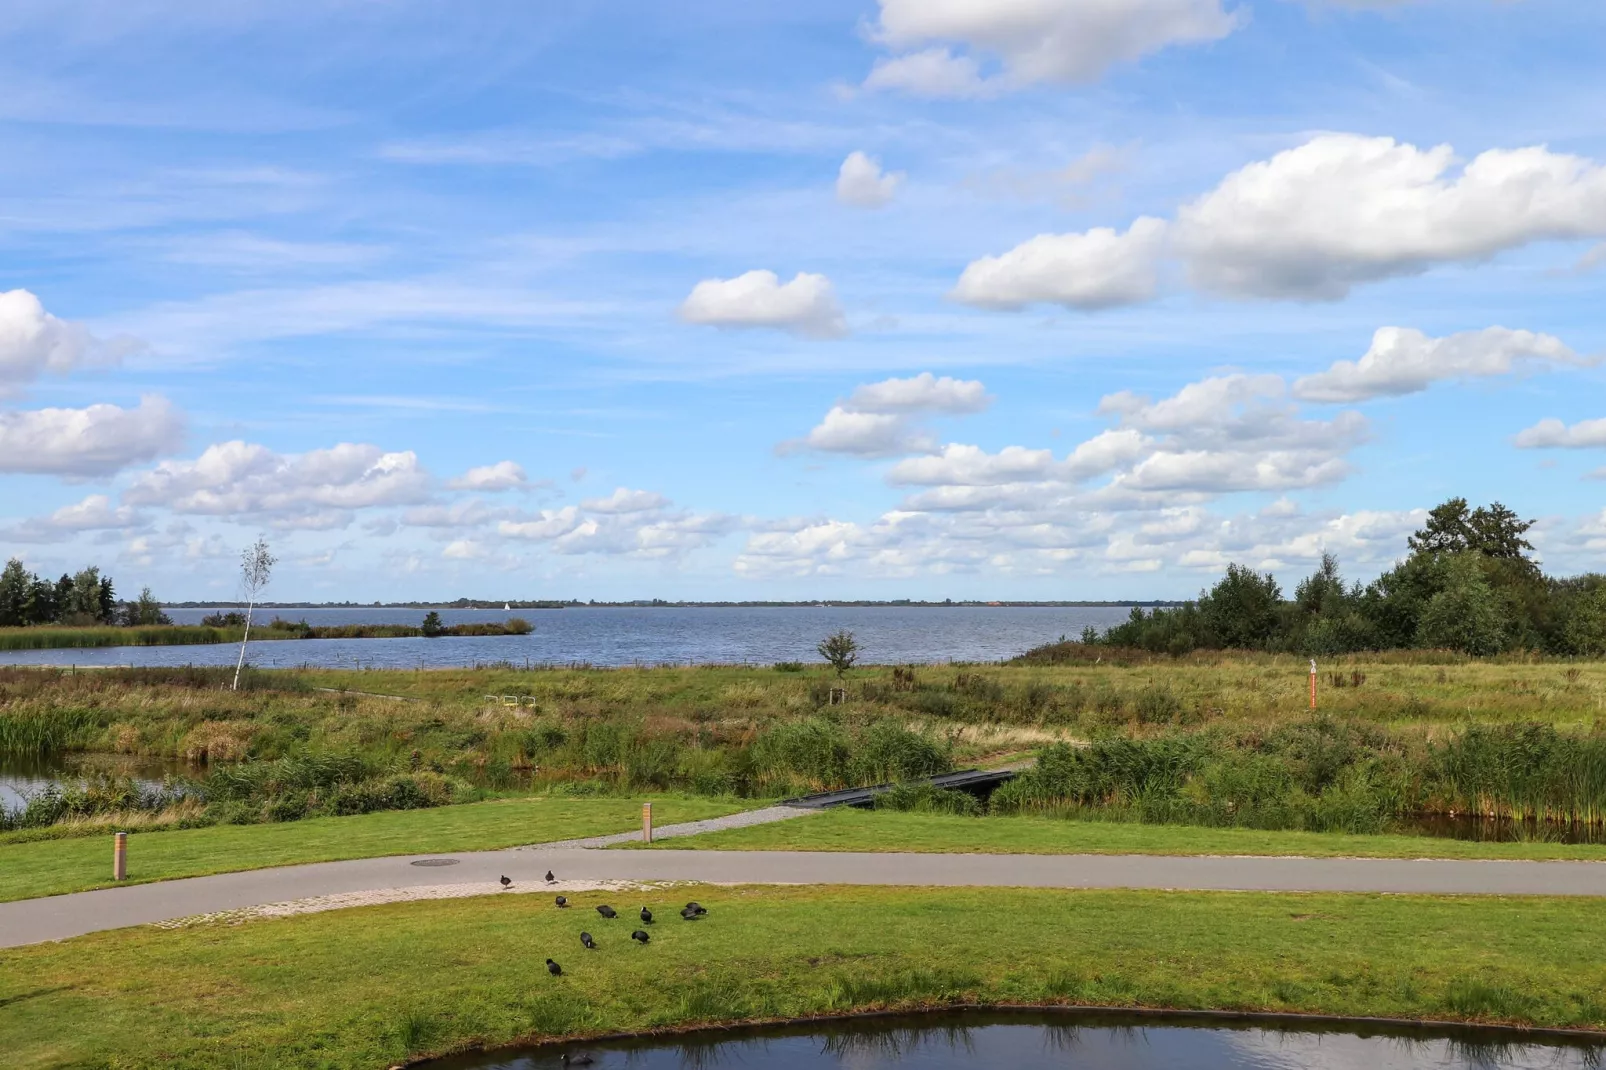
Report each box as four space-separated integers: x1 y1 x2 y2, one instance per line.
419 1011 1606 1070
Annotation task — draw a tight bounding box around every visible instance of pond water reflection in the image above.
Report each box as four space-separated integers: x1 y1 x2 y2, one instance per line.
422 1011 1605 1070
0 751 200 810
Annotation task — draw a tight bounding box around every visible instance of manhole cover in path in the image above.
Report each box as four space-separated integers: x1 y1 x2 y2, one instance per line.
410 858 461 867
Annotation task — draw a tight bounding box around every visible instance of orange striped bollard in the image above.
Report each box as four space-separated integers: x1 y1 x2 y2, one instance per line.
113 832 127 881
1309 659 1318 711
642 802 653 844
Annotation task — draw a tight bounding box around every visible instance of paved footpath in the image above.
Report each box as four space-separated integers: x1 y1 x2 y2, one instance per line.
7 827 1606 948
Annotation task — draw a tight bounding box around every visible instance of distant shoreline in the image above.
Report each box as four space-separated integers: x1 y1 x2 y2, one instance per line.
162 600 1185 610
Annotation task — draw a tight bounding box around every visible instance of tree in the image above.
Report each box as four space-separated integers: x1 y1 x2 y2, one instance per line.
1409 497 1535 564
420 611 446 637
817 630 859 678
1408 497 1475 556
232 537 276 691
0 559 29 627
1199 564 1283 649
121 587 172 627
1417 554 1507 655
1468 501 1536 562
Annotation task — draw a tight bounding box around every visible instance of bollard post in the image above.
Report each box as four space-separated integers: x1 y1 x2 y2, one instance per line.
642 802 653 844
113 832 127 881
1309 659 1318 711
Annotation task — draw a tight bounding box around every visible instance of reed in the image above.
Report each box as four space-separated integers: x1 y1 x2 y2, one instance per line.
0 625 235 650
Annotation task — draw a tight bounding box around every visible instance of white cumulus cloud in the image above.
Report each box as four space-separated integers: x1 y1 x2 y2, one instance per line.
0 494 142 542
783 373 992 458
1293 326 1587 402
1514 418 1606 450
0 289 140 397
0 396 183 477
678 270 846 338
125 440 431 526
865 0 1241 95
580 487 671 514
446 460 529 491
789 407 936 458
1176 134 1606 300
845 373 991 415
952 218 1168 310
836 151 904 208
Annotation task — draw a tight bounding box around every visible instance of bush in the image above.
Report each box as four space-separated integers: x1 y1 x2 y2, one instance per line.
873 782 981 816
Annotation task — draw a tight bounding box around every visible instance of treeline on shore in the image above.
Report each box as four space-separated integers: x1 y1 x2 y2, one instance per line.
0 613 533 650
1051 499 1606 659
0 559 169 629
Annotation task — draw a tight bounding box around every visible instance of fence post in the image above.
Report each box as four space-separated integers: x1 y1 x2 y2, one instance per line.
642 802 653 844
1309 659 1318 711
113 832 127 881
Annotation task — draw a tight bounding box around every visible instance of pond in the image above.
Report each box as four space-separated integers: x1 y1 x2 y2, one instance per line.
420 1011 1605 1070
0 751 201 810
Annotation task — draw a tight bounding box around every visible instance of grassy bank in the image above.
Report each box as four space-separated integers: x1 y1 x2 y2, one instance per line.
8 659 1606 843
0 795 744 902
3 884 1605 1067
648 807 1606 861
0 618 532 650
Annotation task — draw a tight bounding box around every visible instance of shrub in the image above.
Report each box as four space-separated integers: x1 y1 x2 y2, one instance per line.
873 782 981 816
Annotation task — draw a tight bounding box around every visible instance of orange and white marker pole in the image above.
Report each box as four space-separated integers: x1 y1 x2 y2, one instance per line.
642 802 653 844
113 832 128 881
1309 659 1318 711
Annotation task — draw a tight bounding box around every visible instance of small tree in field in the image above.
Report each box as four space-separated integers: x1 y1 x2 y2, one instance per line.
817 630 859 678
232 537 276 691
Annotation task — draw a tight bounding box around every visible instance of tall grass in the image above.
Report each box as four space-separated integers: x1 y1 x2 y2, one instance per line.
0 625 235 649
0 707 100 754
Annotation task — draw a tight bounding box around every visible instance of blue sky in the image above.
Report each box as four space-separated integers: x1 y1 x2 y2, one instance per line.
1 0 1604 602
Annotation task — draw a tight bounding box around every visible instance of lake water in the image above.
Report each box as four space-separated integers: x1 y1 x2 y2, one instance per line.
0 605 1137 670
419 1011 1605 1069
0 752 198 810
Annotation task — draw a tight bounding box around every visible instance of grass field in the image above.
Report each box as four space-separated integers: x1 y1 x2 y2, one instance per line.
2 884 1604 1068
647 807 1606 862
0 795 744 903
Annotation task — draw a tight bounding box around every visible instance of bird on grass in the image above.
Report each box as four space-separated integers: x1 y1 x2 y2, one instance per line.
639 907 653 925
580 931 596 950
545 870 556 883
499 875 512 889
684 901 707 916
596 904 618 919
631 930 650 945
679 906 703 921
546 959 562 977
555 895 568 908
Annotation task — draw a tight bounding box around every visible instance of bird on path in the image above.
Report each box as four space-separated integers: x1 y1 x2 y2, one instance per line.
580 932 596 949
639 907 653 925
499 875 512 889
596 904 618 919
545 870 556 883
555 895 568 908
546 959 562 977
631 930 650 944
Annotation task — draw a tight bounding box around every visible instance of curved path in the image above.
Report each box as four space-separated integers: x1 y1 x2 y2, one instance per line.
6 841 1606 948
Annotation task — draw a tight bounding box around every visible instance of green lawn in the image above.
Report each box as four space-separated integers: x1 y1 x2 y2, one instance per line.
644 807 1606 862
3 884 1604 1068
0 795 745 903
